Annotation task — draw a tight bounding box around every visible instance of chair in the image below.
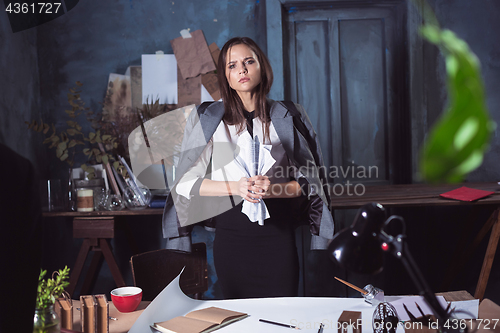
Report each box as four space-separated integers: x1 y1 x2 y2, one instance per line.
130 243 208 301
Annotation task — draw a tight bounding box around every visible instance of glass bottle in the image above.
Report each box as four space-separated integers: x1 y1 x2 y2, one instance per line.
33 305 60 333
67 169 76 211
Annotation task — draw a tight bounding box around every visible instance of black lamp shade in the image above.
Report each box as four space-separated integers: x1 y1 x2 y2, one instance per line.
328 203 387 275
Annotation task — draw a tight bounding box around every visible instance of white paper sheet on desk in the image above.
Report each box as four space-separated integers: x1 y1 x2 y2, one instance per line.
234 135 275 225
386 295 448 321
449 299 479 319
128 268 201 333
129 270 411 333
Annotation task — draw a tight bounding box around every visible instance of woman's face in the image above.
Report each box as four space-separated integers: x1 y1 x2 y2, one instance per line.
225 43 262 97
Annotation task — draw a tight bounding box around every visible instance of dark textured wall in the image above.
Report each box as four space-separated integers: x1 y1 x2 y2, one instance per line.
35 0 265 178
0 9 45 170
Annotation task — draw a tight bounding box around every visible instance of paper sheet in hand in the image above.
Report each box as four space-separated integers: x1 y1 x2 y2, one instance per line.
234 135 275 225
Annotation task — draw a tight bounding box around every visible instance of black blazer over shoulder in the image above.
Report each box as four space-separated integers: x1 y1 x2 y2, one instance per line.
162 100 334 251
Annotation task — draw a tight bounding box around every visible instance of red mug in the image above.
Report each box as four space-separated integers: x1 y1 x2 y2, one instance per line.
110 286 142 313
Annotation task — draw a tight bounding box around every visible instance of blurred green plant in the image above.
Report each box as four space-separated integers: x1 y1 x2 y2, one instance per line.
419 23 495 183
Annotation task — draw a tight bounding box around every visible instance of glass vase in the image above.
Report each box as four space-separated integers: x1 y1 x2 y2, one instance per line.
123 186 152 210
105 193 125 211
67 168 76 211
33 305 60 333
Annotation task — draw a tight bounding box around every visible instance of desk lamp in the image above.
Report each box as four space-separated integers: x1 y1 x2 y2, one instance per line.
327 203 466 333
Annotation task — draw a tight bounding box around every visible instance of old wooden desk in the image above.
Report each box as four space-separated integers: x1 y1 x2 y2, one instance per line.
66 291 496 333
43 208 164 296
44 182 500 299
330 181 500 300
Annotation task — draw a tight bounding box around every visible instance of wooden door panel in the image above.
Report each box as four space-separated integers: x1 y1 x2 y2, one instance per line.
339 18 388 181
284 2 407 297
294 20 334 170
286 6 400 185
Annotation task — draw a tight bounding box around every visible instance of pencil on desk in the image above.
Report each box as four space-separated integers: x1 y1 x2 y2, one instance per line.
259 319 301 330
403 303 417 322
334 276 368 295
415 302 426 317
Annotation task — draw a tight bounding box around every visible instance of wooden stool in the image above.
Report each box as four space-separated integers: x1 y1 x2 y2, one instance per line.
67 217 126 296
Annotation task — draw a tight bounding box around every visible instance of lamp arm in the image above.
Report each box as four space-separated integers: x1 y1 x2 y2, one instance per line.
380 233 465 333
400 242 450 322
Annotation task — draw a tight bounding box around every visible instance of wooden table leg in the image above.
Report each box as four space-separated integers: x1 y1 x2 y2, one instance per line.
475 209 500 299
440 207 482 290
70 217 126 296
441 208 499 292
80 248 104 295
100 238 126 287
67 238 92 297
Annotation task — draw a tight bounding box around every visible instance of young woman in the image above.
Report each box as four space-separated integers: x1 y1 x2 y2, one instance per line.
162 37 334 299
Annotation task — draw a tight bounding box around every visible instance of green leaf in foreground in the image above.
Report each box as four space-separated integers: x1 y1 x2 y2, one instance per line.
419 25 495 183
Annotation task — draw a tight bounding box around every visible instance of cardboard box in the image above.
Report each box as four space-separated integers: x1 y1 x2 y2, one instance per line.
338 311 362 333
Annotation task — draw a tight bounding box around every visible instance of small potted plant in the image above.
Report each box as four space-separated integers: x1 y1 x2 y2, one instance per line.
33 266 70 333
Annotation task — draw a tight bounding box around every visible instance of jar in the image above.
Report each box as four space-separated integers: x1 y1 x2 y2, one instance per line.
363 284 384 306
94 188 109 211
33 305 61 333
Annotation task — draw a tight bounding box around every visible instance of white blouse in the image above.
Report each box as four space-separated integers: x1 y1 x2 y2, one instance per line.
176 117 295 200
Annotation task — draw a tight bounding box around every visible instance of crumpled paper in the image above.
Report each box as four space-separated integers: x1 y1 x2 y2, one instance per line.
234 134 275 225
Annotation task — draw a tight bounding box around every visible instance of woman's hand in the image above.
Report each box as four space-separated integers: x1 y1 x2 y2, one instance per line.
250 175 270 194
237 175 270 203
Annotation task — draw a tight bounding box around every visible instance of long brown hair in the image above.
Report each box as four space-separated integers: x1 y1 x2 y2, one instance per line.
217 37 274 141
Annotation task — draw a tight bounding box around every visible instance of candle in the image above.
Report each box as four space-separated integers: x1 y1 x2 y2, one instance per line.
77 189 94 212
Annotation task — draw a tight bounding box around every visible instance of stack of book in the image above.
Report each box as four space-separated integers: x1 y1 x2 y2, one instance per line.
150 194 168 208
80 294 109 333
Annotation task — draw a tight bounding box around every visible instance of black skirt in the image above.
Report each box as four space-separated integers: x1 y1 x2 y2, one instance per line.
213 198 299 299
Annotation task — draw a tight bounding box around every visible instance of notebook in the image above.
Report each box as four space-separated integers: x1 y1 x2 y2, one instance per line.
151 306 248 333
439 186 495 202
